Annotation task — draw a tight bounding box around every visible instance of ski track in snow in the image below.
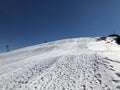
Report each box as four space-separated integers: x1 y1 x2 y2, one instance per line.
0 37 120 90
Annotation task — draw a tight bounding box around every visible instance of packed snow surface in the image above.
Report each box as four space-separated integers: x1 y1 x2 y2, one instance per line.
0 37 120 90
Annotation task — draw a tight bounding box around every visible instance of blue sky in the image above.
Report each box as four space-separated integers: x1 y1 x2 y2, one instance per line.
0 0 120 52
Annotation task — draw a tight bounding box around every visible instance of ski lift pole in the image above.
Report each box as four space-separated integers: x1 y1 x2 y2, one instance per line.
6 45 9 52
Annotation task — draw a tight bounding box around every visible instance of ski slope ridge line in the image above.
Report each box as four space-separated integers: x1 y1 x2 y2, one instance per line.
0 37 120 90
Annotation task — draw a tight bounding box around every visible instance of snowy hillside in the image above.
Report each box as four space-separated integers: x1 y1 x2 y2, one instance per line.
0 35 120 90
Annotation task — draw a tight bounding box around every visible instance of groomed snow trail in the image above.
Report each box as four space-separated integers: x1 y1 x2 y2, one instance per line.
0 37 120 90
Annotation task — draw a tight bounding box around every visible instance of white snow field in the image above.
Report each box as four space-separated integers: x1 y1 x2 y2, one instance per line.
0 36 120 90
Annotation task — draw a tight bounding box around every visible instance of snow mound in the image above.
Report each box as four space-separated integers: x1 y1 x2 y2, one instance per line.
0 37 120 90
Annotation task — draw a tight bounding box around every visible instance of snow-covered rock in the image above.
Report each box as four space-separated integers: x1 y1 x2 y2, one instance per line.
0 36 120 90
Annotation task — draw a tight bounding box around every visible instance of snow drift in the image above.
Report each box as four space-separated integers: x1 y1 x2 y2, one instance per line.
0 35 120 90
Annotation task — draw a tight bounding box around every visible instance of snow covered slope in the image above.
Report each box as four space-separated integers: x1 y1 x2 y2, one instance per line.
0 36 120 90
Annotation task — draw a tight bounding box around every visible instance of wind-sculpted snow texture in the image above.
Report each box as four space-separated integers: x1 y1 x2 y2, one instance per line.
0 37 120 90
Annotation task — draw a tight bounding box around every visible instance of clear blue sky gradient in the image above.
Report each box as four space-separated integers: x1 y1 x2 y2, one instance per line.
0 0 120 52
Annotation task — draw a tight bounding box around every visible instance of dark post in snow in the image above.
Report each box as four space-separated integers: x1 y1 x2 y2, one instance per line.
6 45 9 52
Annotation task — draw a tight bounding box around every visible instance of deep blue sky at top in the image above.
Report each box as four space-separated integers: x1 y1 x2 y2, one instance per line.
0 0 120 52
